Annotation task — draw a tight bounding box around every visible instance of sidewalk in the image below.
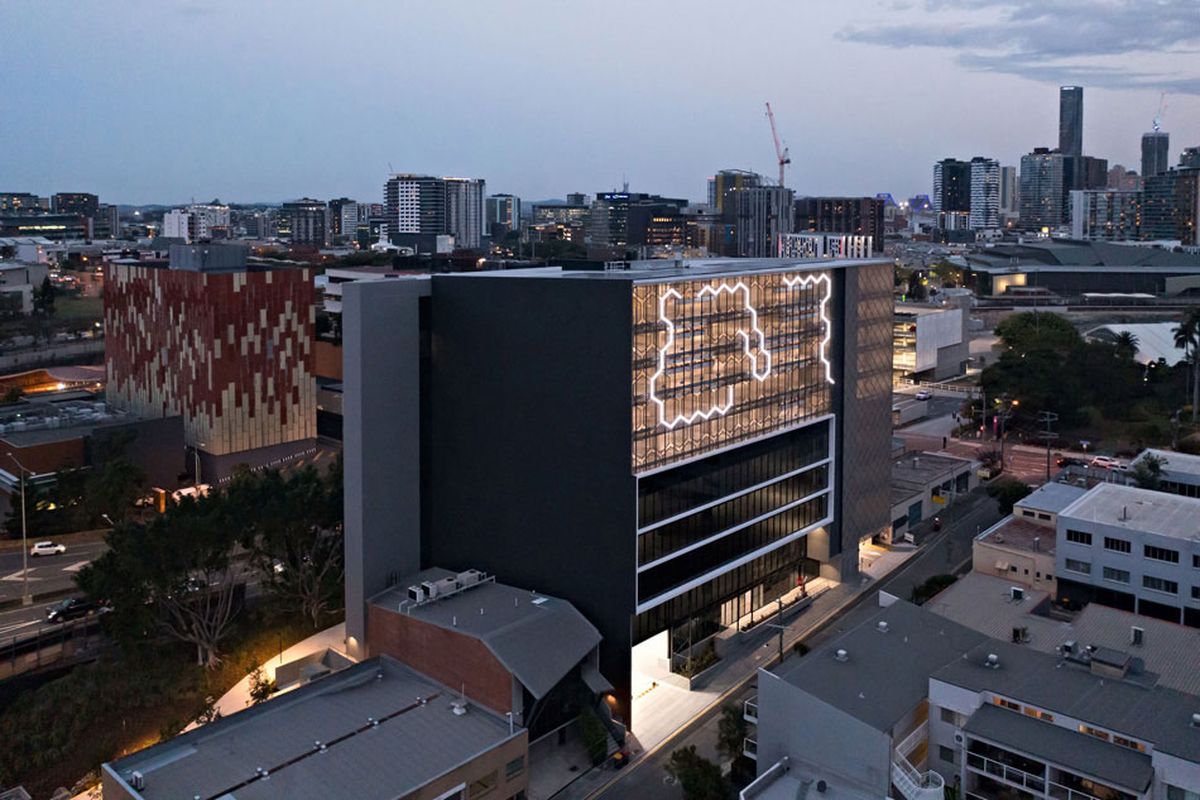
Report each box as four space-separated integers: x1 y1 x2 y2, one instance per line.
553 546 921 800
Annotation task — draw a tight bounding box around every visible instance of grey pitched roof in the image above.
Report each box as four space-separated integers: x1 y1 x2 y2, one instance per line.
1014 482 1087 515
964 704 1153 792
372 568 601 699
933 639 1200 763
105 656 521 800
774 600 988 733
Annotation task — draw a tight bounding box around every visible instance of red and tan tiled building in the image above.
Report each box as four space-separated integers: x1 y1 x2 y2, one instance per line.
104 246 316 479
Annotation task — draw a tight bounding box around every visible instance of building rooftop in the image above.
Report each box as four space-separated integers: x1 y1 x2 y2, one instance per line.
929 572 1200 695
965 240 1200 269
932 639 1200 764
891 452 975 504
977 516 1056 556
964 704 1153 792
371 568 602 699
105 656 522 800
774 601 987 733
1085 324 1189 366
1015 482 1088 516
439 257 886 284
1059 482 1200 541
1134 448 1200 481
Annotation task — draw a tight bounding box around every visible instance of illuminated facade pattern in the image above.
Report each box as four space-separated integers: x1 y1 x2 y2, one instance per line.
104 264 316 456
632 271 833 473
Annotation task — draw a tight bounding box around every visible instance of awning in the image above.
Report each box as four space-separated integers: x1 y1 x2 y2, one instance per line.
995 561 1009 571
582 663 614 695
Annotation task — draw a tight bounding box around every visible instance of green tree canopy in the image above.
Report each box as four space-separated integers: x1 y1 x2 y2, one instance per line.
665 746 730 800
994 312 1080 355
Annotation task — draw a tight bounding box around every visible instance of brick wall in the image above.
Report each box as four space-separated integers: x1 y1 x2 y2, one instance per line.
367 605 514 715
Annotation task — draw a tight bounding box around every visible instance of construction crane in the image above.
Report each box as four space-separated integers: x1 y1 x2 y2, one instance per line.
765 102 790 188
1153 91 1169 132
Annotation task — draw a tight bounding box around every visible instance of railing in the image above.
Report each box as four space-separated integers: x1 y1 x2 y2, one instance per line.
740 757 788 800
966 751 1046 793
743 737 757 761
891 756 945 800
744 696 758 724
1048 781 1108 800
895 720 927 761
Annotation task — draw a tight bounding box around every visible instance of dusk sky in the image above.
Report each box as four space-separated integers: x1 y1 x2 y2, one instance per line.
3 0 1198 205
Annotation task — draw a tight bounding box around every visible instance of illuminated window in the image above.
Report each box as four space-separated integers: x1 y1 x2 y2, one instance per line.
993 696 1021 712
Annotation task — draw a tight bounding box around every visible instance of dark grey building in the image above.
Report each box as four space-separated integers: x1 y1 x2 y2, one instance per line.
932 159 971 215
1143 166 1200 245
1019 148 1066 230
342 258 894 728
1142 131 1171 179
281 198 328 246
794 197 885 250
1059 85 1083 157
727 186 794 257
586 192 687 248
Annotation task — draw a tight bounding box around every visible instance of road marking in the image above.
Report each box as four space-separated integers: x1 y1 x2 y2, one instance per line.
0 571 42 582
63 561 90 573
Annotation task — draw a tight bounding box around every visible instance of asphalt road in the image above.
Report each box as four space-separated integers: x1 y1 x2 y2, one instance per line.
0 540 107 604
593 489 1002 800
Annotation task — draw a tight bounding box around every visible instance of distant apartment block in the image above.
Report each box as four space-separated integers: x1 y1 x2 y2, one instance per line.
1070 189 1143 241
1019 148 1066 230
794 197 885 250
384 174 485 251
779 232 873 259
968 157 1000 229
932 159 971 215
282 198 329 246
485 193 521 239
104 244 316 480
1143 131 1171 179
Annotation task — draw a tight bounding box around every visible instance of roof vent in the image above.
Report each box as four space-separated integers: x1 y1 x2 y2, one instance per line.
1010 586 1025 603
986 653 1000 669
451 699 469 716
834 648 849 662
1192 713 1200 727
877 621 889 633
1131 626 1144 647
130 772 145 791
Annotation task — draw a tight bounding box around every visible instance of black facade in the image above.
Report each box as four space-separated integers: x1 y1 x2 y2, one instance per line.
794 197 885 247
1059 86 1083 157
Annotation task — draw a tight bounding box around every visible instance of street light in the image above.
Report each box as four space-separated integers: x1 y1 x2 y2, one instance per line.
6 452 32 606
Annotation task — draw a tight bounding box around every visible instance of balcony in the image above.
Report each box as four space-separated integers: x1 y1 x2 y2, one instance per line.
744 696 758 724
743 737 757 761
966 751 1046 793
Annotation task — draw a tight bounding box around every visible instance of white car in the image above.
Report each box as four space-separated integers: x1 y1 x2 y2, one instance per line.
914 390 932 401
1090 456 1120 470
29 541 66 557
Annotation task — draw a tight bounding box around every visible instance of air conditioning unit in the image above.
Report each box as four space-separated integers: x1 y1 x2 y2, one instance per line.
954 732 964 745
407 585 426 603
1009 586 1025 602
456 569 483 586
421 580 439 598
433 577 459 596
1131 626 1144 647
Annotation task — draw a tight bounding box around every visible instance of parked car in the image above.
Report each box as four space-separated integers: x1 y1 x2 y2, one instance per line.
915 389 932 401
29 541 66 557
1055 455 1085 467
45 597 101 624
1090 455 1120 470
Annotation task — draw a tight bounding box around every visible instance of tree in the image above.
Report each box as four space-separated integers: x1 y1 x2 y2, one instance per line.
1113 331 1140 361
994 312 1081 355
716 703 748 765
986 477 1032 514
32 276 56 317
665 746 729 800
78 494 242 667
1130 453 1167 490
1173 308 1200 423
227 459 344 627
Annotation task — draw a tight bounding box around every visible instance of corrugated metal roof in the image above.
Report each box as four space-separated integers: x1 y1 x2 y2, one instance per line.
106 656 521 800
964 704 1153 792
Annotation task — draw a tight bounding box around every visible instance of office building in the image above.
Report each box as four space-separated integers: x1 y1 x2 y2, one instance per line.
793 197 884 252
282 198 328 246
93 203 120 239
727 186 794 257
162 204 231 243
103 656 529 800
888 451 977 543
1143 167 1200 245
1108 164 1141 191
1056 482 1200 626
0 214 89 241
708 169 762 214
973 482 1086 595
892 301 968 384
342 257 895 728
746 598 1200 800
531 202 588 226
1059 85 1083 156
383 174 483 251
51 192 99 220
1019 148 1066 230
1069 189 1143 241
104 244 316 480
1131 448 1200 498
968 157 1000 229
0 193 41 213
779 232 873 260
586 192 687 248
444 177 485 249
485 193 521 240
932 159 971 215
999 166 1018 215
1143 131 1171 179
326 197 356 240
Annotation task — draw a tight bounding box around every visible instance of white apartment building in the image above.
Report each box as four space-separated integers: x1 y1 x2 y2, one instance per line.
1056 482 1200 627
969 157 1000 230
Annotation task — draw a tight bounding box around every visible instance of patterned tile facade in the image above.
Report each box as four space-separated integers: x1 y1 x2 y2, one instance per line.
104 263 316 456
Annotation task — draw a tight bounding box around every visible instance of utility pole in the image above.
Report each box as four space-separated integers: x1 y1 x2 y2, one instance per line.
6 453 32 606
766 597 786 664
1037 411 1059 482
996 394 1019 473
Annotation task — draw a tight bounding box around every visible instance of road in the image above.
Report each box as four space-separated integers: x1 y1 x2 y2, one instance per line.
591 489 1002 800
0 540 107 604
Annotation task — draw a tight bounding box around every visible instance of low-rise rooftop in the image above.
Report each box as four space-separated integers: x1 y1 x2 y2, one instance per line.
104 655 523 800
1014 482 1088 516
1059 482 1200 541
1134 448 1200 482
977 516 1056 556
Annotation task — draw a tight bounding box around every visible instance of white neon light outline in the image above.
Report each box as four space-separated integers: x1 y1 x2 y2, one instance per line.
649 281 772 429
783 273 835 385
648 274 834 430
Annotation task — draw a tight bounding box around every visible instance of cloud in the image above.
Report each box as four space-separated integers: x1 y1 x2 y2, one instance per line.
839 0 1200 94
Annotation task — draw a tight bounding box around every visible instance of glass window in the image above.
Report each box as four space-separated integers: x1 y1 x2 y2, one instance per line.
1143 575 1178 594
1145 544 1180 563
505 756 525 779
1103 567 1130 584
939 745 956 764
1064 558 1091 575
1168 786 1200 800
1065 529 1092 545
1104 536 1131 554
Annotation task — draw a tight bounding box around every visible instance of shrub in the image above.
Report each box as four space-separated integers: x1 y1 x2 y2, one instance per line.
579 708 609 766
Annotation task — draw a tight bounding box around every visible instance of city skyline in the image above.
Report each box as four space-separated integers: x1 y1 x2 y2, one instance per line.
3 0 1199 205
